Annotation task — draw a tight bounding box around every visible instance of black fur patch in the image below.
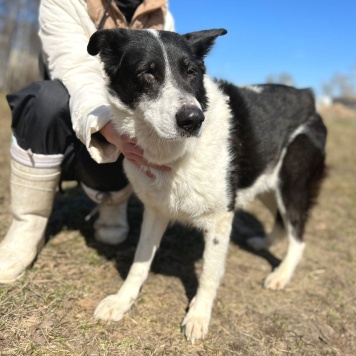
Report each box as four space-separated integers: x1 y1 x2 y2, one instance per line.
217 81 324 210
89 30 166 108
279 132 326 239
88 29 227 111
159 31 209 111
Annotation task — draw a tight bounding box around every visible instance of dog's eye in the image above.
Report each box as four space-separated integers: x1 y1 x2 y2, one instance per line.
138 72 155 84
187 67 196 76
181 58 196 77
137 63 156 84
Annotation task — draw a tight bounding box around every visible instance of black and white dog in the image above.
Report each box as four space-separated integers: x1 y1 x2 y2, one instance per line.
87 28 326 341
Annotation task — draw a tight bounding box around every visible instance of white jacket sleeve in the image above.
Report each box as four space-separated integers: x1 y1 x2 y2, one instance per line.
39 0 120 163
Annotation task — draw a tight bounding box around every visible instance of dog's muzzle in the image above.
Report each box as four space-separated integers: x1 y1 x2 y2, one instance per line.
176 107 205 136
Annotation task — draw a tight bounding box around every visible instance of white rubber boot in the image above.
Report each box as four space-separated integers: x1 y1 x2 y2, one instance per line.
0 159 61 284
82 184 132 245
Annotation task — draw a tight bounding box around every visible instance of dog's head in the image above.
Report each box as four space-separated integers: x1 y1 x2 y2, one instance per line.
88 28 227 141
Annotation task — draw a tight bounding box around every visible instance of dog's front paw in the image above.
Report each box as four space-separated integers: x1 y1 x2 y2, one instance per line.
264 267 292 290
181 303 211 342
94 294 134 321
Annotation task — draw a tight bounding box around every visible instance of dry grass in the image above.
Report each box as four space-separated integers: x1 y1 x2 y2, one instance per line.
319 103 356 121
0 92 355 355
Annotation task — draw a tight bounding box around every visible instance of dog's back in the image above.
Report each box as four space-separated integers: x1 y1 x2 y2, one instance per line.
219 81 326 190
219 81 327 289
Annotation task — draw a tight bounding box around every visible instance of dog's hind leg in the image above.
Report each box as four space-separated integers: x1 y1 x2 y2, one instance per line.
248 192 286 250
264 212 306 290
264 133 326 290
182 211 234 342
94 207 169 321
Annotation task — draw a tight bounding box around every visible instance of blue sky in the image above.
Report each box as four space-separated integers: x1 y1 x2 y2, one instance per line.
170 0 356 96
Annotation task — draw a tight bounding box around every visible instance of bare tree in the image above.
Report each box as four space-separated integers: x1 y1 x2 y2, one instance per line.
266 74 277 84
0 0 41 91
322 69 356 99
265 72 295 86
321 82 333 97
332 72 354 98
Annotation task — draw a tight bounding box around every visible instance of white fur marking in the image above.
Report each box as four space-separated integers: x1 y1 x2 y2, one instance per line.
236 124 308 209
147 29 159 37
288 124 307 144
264 223 305 289
94 209 169 321
182 212 233 341
244 85 264 94
135 31 204 142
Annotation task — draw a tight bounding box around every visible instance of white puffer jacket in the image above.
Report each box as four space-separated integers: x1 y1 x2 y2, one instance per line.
39 0 174 163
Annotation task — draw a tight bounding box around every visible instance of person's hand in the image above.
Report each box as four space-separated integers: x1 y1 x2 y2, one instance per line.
99 121 170 178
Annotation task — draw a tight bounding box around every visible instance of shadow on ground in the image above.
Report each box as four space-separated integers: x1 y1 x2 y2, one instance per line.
45 185 281 302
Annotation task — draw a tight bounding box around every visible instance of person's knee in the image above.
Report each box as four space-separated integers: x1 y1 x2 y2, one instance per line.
29 81 70 126
8 81 73 154
9 80 70 130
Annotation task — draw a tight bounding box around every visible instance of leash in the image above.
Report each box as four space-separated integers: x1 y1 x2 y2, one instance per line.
84 191 113 222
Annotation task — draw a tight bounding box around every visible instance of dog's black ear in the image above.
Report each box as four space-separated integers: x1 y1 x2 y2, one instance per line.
87 29 130 56
183 28 227 58
87 30 106 56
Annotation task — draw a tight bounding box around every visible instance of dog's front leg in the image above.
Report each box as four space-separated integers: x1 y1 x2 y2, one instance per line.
182 211 233 342
94 207 169 322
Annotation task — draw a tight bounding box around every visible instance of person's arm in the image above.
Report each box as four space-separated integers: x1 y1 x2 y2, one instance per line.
39 0 120 163
40 0 172 175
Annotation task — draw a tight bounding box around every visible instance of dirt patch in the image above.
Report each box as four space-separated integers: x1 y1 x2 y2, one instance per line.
0 93 355 355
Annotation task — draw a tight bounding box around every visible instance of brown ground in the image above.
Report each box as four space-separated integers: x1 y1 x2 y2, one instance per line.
0 92 355 355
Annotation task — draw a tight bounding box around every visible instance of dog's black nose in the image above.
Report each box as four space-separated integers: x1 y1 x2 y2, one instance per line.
176 107 205 134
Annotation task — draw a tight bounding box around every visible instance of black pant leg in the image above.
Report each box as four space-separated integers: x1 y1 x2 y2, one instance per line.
7 80 128 192
8 80 74 155
76 146 128 191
